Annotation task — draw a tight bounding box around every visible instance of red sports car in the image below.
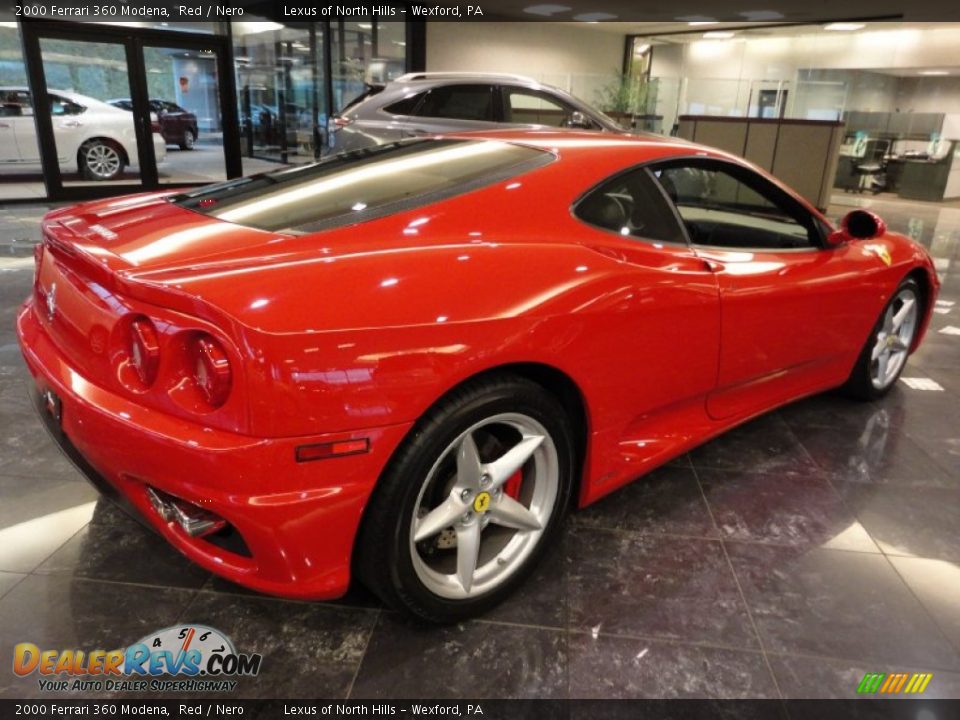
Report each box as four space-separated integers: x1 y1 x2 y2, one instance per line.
17 131 938 622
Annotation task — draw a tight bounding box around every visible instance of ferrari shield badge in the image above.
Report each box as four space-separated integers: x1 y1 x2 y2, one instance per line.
863 243 893 266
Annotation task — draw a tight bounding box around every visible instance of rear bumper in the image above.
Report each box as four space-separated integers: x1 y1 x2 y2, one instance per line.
16 300 411 600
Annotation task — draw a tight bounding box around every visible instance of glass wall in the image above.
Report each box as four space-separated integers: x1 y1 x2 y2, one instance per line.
2 18 411 200
233 19 408 167
633 24 960 134
630 23 960 202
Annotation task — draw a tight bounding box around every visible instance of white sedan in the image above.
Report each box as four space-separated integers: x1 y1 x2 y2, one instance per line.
0 87 166 181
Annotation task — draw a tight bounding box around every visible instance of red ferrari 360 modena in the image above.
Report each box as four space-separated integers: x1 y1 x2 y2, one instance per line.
17 131 938 621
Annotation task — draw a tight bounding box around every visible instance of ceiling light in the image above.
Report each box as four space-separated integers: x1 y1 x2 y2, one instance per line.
523 4 571 16
703 31 736 39
358 23 372 29
741 10 784 20
824 22 865 31
574 12 617 21
919 70 950 76
687 21 717 26
236 21 284 35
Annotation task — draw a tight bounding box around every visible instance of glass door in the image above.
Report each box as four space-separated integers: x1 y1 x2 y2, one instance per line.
233 21 325 166
19 20 240 201
142 43 229 184
37 36 150 189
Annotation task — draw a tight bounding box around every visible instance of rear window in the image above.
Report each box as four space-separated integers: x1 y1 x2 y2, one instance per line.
171 139 552 235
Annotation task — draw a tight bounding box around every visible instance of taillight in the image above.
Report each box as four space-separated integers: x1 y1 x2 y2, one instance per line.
130 318 160 386
190 334 231 408
150 112 161 134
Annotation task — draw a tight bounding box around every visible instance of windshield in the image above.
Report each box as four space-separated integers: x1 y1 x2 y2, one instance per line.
170 139 552 235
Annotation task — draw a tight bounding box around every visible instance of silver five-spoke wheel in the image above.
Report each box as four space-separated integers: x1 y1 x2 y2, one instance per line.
410 413 559 599
870 286 918 390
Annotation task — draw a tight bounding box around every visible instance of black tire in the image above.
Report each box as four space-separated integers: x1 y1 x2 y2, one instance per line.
78 139 124 181
354 374 575 623
180 129 196 151
843 277 922 401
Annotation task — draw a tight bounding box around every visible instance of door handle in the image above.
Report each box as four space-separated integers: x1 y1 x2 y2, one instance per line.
60 119 81 128
0 122 9 128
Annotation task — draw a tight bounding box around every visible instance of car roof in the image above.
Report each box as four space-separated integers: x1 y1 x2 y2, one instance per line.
0 86 116 108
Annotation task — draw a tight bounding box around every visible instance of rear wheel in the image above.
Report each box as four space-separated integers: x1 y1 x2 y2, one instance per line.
843 278 921 400
355 375 574 622
79 139 124 181
180 129 196 151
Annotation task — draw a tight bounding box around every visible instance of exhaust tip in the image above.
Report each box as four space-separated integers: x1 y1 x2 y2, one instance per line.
146 486 226 538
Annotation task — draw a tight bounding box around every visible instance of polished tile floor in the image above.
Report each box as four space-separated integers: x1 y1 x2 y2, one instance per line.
0 196 959 700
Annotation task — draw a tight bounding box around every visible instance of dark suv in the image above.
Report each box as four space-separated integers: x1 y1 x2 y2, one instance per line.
108 98 199 150
329 72 624 154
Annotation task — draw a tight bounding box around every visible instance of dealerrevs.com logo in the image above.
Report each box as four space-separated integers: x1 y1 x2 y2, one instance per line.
13 625 262 693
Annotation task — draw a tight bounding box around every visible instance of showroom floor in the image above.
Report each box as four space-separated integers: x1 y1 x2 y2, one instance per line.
0 196 958 700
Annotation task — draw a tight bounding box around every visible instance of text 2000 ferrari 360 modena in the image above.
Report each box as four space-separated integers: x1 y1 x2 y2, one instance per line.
17 131 938 622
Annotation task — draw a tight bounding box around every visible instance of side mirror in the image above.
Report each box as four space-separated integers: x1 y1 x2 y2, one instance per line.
827 209 887 246
564 111 592 130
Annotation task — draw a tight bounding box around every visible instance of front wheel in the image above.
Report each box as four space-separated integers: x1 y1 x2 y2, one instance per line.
355 376 575 622
843 278 922 400
79 139 124 181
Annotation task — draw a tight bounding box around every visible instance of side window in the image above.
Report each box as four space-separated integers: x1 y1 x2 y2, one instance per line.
503 88 586 128
49 95 84 116
415 85 495 122
574 167 687 245
653 162 820 250
1 90 31 108
383 92 424 116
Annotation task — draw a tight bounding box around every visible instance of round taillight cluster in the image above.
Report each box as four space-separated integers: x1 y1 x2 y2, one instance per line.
189 333 232 408
129 317 161 386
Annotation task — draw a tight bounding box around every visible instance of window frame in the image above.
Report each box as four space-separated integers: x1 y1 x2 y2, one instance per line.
570 163 693 249
648 156 830 253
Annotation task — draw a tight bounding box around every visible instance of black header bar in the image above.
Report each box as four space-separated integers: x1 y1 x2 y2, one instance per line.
4 0 960 23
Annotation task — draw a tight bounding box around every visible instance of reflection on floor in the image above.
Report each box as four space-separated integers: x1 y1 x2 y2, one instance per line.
0 197 958 699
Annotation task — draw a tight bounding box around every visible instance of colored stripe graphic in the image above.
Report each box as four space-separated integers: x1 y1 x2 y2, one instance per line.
857 673 885 694
858 672 933 694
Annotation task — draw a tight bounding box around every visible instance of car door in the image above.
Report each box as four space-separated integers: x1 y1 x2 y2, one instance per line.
572 164 721 465
400 83 500 137
47 94 87 162
0 101 22 163
650 158 880 420
1 90 39 164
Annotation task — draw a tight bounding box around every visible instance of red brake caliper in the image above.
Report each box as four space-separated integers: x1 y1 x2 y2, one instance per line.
503 469 523 500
